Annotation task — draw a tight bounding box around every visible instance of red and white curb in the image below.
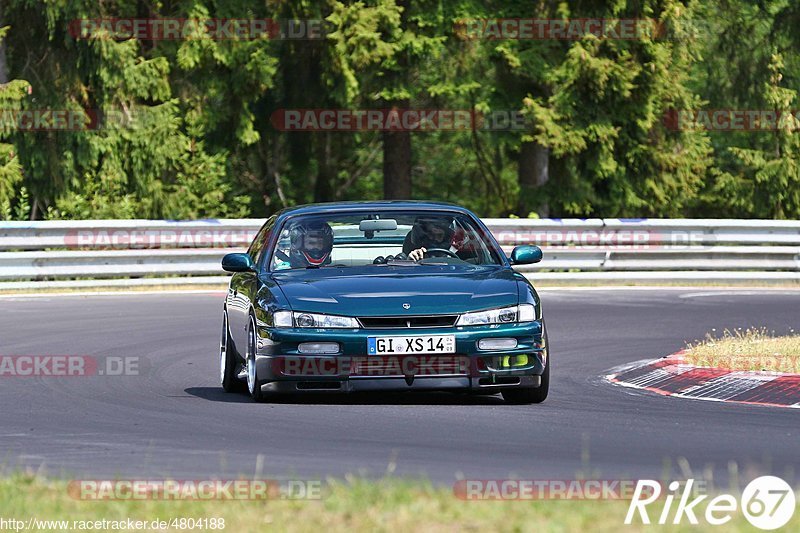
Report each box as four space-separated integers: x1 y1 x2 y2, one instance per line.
606 350 800 408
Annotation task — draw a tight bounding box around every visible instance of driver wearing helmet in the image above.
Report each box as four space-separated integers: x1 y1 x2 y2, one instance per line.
288 219 334 268
403 216 456 261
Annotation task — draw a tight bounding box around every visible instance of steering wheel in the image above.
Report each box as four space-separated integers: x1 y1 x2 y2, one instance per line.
423 248 459 259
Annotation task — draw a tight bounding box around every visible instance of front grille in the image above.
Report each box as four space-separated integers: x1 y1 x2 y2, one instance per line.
351 355 468 376
358 315 458 329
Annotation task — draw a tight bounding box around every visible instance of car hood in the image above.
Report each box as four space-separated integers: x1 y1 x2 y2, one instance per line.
270 265 520 316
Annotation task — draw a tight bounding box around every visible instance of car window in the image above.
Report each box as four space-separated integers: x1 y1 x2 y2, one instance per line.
270 211 502 270
248 216 276 269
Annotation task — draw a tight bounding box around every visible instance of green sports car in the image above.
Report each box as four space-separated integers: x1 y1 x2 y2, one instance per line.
219 201 548 404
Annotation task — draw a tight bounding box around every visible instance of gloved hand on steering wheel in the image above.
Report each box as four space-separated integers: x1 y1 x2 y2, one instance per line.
406 216 456 261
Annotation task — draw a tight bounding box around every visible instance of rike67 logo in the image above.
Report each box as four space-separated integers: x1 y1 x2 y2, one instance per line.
626 476 796 530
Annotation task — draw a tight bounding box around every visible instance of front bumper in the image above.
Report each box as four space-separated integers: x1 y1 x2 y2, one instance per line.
251 319 547 394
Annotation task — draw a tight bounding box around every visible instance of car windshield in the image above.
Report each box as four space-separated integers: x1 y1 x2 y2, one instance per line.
270 211 503 270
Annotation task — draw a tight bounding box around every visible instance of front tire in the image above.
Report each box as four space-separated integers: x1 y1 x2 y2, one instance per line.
220 310 244 393
502 324 549 404
502 361 549 404
245 316 266 402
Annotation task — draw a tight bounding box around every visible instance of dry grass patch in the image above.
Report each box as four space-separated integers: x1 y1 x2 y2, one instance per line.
684 327 800 373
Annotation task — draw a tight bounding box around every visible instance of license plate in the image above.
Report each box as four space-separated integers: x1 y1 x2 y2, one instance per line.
368 335 456 355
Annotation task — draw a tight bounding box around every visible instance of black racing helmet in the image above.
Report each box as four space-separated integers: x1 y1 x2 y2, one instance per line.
289 219 334 266
411 216 454 249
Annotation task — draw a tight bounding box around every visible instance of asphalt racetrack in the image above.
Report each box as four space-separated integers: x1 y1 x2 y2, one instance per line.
1 288 798 485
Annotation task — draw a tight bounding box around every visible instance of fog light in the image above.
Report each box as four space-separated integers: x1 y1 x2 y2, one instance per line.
498 354 529 369
298 342 339 354
478 338 518 351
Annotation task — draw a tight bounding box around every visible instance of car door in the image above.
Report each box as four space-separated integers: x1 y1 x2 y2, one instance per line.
228 217 275 355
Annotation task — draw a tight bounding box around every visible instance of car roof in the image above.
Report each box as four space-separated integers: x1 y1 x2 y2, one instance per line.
273 200 474 219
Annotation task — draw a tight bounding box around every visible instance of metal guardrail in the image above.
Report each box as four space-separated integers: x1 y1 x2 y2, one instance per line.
1 218 799 287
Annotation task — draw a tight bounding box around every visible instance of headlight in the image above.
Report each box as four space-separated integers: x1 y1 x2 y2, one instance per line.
272 310 359 329
456 304 535 326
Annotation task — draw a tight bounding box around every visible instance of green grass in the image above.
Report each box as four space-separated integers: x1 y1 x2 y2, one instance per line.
0 475 796 532
685 327 800 373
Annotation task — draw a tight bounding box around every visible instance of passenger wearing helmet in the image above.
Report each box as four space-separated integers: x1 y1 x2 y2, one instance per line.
288 220 334 268
403 216 456 261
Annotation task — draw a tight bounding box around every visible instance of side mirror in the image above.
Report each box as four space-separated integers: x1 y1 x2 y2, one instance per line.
510 245 543 265
222 253 256 273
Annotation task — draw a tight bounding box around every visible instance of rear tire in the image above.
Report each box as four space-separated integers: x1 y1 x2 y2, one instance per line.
502 323 549 404
220 310 245 393
245 316 266 402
